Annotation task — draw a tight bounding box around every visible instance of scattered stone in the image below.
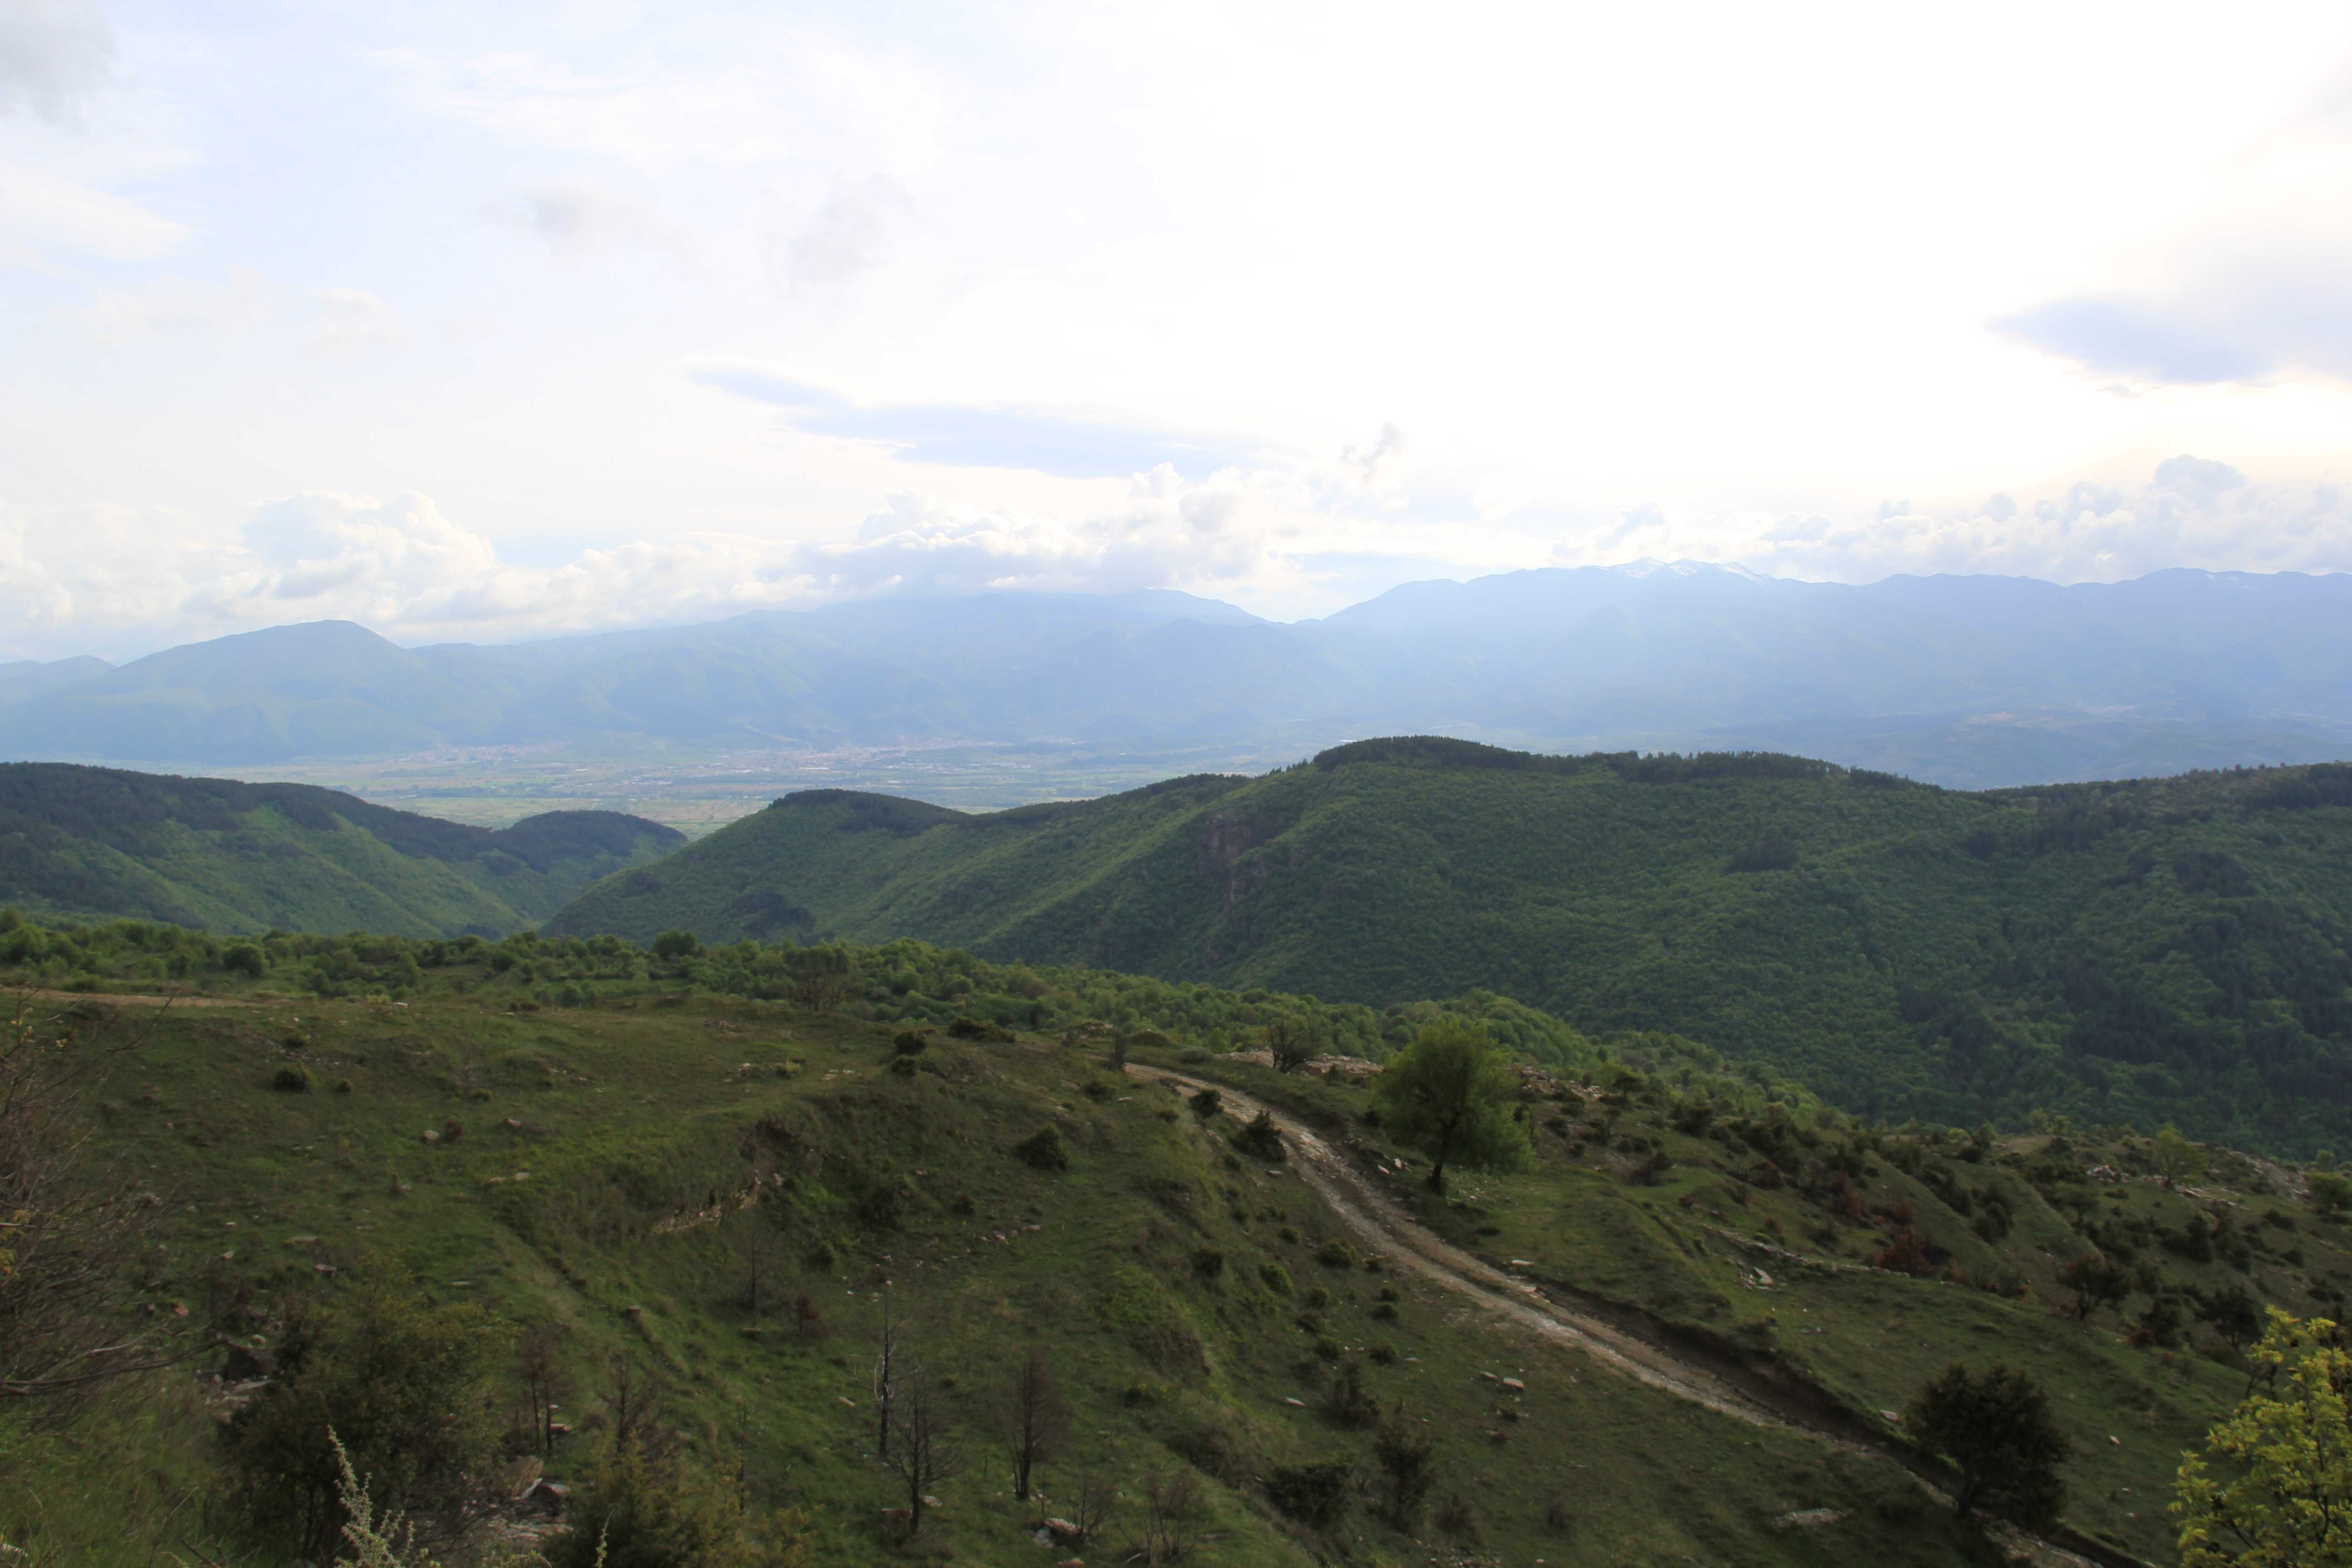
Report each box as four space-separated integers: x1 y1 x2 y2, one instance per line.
1772 1508 1845 1530
1501 1377 1526 1392
1282 1397 1306 1408
420 1129 439 1145
1043 1518 1083 1539
501 1455 544 1499
523 1479 569 1517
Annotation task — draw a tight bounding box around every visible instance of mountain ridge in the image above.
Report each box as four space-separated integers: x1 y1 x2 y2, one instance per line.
547 738 2352 1154
0 762 683 936
4 564 2351 787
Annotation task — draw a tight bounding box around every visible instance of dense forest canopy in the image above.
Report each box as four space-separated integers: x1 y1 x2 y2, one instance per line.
0 763 680 936
552 744 2352 1155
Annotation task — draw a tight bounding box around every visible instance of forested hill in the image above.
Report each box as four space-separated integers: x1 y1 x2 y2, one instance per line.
0 763 682 937
550 739 2352 1153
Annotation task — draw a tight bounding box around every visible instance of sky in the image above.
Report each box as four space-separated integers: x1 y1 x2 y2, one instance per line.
8 0 2352 662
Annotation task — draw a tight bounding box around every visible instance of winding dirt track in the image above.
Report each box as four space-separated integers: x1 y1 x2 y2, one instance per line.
1126 1063 2130 1568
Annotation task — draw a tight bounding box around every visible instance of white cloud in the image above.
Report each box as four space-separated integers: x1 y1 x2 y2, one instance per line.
775 173 907 292
1340 422 1406 488
0 155 183 264
305 288 402 355
0 0 113 123
81 266 270 342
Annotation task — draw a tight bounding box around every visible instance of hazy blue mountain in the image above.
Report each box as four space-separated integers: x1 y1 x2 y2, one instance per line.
2 565 2348 787
0 655 111 707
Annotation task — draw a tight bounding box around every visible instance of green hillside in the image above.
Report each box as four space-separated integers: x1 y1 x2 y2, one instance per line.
0 763 682 936
549 739 2352 1154
12 916 2344 1566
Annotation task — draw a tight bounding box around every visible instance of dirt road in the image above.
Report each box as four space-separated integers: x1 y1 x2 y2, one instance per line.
1125 1063 2132 1568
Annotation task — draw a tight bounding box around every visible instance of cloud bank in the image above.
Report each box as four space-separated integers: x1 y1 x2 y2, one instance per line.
4 454 2349 663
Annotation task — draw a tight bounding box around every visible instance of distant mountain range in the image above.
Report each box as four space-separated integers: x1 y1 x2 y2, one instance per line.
0 764 680 936
549 738 2352 1153
4 564 2350 788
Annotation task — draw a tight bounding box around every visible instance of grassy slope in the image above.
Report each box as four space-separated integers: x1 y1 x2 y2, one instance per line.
550 744 2352 1153
8 988 2000 1568
1190 1054 2345 1568
0 764 681 936
14 930 2347 1563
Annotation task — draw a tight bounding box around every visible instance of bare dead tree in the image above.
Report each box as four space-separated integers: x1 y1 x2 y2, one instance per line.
1000 1345 1071 1502
738 1210 773 1321
871 1284 903 1462
1138 1468 1205 1563
1072 1451 1120 1541
888 1372 965 1535
0 988 184 1407
514 1323 571 1455
602 1352 671 1456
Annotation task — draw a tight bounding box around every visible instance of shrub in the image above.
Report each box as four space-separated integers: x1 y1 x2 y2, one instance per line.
1234 1110 1285 1161
1015 1127 1070 1171
948 1015 1012 1042
221 942 265 977
1436 1491 1483 1542
1192 1247 1226 1279
1325 1357 1379 1427
544 1434 810 1568
1316 1238 1357 1269
219 1286 504 1562
891 1030 928 1056
1372 1406 1437 1528
271 1064 313 1093
888 1056 921 1078
1259 1262 1292 1294
1189 1088 1223 1121
1265 1460 1354 1528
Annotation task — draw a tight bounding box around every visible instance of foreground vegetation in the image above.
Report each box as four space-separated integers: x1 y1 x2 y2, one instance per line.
549 740 2352 1156
10 916 2352 1564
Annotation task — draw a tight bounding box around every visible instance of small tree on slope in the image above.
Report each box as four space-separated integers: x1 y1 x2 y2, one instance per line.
1374 1019 1530 1195
1904 1362 2068 1528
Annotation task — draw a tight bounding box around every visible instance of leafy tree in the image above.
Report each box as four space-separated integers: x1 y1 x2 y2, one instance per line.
1374 1020 1530 1193
2059 1253 2131 1322
2194 1284 2267 1352
220 1284 505 1562
650 930 699 960
1904 1362 2069 1526
2156 1124 2210 1189
2175 1310 2352 1567
784 944 852 1013
2311 1171 2352 1215
1266 1017 1317 1074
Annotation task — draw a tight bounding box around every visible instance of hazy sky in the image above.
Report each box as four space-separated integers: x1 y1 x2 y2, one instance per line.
8 0 2352 659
